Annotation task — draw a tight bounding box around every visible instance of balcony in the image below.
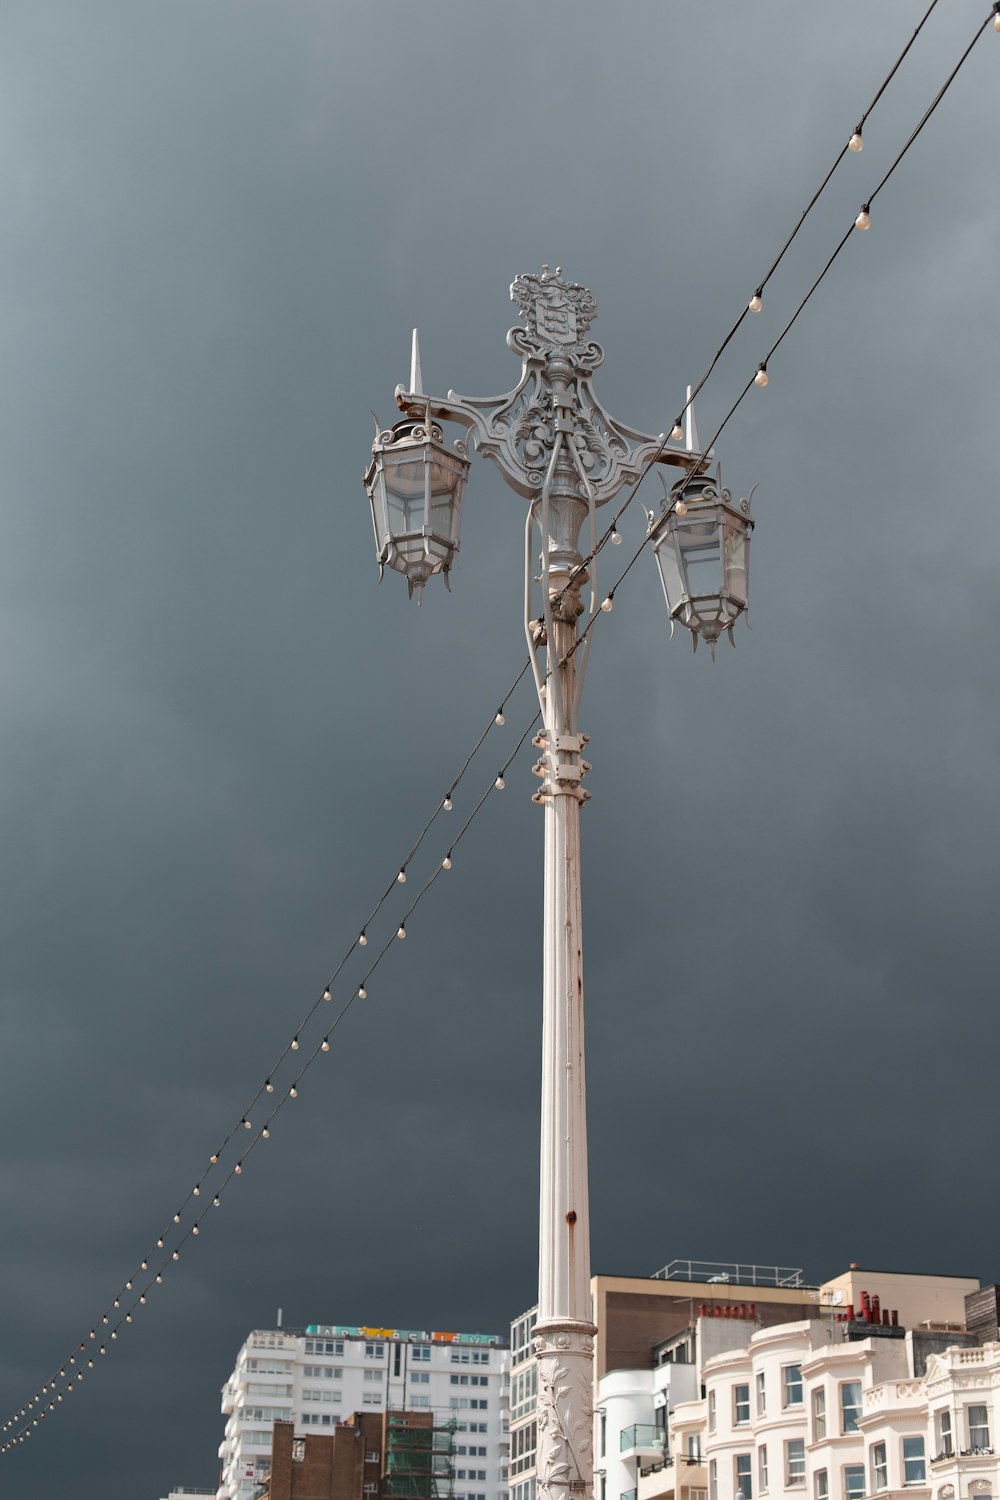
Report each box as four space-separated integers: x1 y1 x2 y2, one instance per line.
638 1459 681 1500
621 1427 668 1460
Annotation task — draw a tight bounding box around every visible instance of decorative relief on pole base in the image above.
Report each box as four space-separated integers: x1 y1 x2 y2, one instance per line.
533 1320 597 1500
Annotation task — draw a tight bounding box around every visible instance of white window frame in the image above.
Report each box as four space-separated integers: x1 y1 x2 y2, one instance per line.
840 1381 862 1435
871 1441 887 1491
783 1366 804 1409
786 1439 806 1487
813 1387 827 1442
901 1436 925 1485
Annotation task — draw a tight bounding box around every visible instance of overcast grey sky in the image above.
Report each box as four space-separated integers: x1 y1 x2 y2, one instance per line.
1 2 998 1494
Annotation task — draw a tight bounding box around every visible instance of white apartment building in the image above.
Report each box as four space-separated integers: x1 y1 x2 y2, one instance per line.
217 1324 510 1500
636 1317 1000 1500
512 1262 994 1500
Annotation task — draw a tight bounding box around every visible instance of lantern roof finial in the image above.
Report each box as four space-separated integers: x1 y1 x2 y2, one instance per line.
410 329 423 396
684 385 699 453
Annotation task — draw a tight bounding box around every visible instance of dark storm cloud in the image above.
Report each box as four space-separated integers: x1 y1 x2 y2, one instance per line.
1 2 998 1494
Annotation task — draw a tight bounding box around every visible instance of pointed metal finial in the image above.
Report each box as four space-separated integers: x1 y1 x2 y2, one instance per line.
684 385 699 452
410 329 423 395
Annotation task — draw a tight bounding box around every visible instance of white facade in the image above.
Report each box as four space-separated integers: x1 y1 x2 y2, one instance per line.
664 1320 1000 1500
217 1326 510 1500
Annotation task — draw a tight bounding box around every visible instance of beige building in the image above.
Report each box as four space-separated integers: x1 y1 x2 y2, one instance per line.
510 1261 992 1500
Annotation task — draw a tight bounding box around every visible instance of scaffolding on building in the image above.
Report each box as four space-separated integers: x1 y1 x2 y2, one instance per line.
384 1413 456 1500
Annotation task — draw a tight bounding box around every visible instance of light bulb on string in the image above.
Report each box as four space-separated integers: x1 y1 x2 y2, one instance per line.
126 1314 133 1324
358 930 368 946
291 1036 300 1051
234 1162 242 1174
266 1079 274 1092
443 795 453 812
321 1037 330 1051
192 1186 200 1197
156 1238 163 1249
671 421 683 441
855 204 871 231
754 364 769 388
397 924 406 939
323 987 332 1001
358 985 367 999
172 1212 180 1223
289 1085 298 1099
262 1126 270 1138
442 853 453 871
601 595 614 613
212 1195 220 1207
140 1261 148 1271
172 1251 180 1261
849 128 864 152
210 1154 218 1165
139 1295 146 1305
192 1223 200 1234
495 774 505 790
125 1281 132 1291
749 291 763 313
495 709 506 726
155 1274 163 1285
397 868 407 884
610 528 622 545
242 1117 251 1129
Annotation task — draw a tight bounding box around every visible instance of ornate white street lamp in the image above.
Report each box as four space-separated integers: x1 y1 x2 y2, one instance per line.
364 268 754 1500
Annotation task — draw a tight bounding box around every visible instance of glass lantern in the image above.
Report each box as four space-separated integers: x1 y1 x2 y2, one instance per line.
363 413 470 602
649 465 753 656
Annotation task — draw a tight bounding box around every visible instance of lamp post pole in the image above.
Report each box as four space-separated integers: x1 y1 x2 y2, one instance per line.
364 266 754 1500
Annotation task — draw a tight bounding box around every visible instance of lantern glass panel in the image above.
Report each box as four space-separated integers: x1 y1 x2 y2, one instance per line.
381 457 427 538
724 521 748 602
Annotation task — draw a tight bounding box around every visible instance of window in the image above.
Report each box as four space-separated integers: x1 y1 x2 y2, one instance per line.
813 1389 827 1442
364 1370 382 1383
871 1443 887 1492
412 1371 430 1384
843 1466 864 1500
364 1486 379 1496
815 1472 829 1500
363 1392 383 1406
935 1409 953 1458
784 1367 804 1408
600 1414 606 1458
758 1446 768 1494
412 1345 431 1362
968 1405 991 1450
736 1454 753 1499
366 1450 381 1464
411 1395 430 1407
787 1440 805 1487
365 1342 385 1360
902 1437 925 1484
756 1372 767 1417
709 1460 718 1500
735 1385 751 1426
840 1382 862 1435
709 1391 717 1433
687 1436 702 1462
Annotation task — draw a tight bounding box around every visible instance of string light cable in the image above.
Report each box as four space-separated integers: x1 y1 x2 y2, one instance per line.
1 703 543 1452
5 3 997 1454
550 0 976 619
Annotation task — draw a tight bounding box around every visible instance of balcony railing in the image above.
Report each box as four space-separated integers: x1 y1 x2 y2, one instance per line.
622 1489 637 1500
622 1427 668 1457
